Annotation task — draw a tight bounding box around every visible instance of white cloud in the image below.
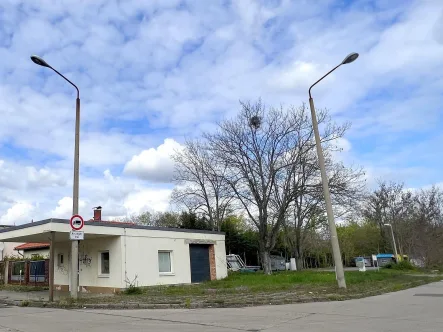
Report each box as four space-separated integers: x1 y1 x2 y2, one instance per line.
124 138 183 182
51 197 87 219
26 167 66 188
335 138 352 153
0 202 35 226
124 189 172 215
0 0 443 225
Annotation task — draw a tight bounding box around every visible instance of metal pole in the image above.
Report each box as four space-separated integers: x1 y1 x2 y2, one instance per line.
29 56 81 299
389 225 398 263
70 97 80 299
309 97 346 289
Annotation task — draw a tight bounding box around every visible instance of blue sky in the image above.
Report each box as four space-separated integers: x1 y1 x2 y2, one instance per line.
0 0 442 225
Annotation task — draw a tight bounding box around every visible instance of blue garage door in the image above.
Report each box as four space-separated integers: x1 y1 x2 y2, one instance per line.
189 244 210 283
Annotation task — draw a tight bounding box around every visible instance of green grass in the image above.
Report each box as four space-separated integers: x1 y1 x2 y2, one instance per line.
139 269 424 296
74 269 442 308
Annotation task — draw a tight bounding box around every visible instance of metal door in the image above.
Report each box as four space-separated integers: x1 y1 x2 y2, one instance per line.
189 244 210 283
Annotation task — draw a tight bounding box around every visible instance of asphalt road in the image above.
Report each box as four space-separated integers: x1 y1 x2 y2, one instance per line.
0 281 442 332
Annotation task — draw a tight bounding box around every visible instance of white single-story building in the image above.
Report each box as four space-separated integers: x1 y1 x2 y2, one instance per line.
0 218 227 293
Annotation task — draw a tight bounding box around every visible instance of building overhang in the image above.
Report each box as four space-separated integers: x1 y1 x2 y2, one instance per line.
0 218 225 244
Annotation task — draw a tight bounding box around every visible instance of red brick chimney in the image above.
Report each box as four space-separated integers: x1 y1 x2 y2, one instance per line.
93 206 102 221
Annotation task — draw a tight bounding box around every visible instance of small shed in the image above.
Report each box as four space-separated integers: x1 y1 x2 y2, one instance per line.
376 253 396 267
270 255 286 271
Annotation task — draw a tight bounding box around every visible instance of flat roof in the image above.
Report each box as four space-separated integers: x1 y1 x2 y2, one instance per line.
377 253 395 258
0 218 224 235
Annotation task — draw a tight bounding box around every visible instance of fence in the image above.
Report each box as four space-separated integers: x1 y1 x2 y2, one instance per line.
0 261 4 284
7 259 49 286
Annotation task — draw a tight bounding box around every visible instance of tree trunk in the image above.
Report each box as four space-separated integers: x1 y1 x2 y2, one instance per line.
296 257 303 271
260 248 272 274
294 243 303 270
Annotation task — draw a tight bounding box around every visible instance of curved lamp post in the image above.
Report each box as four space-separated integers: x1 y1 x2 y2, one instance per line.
31 55 81 299
308 53 359 289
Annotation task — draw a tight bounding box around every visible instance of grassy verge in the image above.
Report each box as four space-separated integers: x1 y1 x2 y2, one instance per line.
73 269 442 308
0 284 49 292
1 270 439 309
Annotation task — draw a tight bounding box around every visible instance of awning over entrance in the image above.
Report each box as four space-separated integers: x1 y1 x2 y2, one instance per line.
0 219 121 243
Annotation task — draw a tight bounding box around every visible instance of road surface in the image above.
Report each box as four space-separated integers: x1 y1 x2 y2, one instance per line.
0 281 442 331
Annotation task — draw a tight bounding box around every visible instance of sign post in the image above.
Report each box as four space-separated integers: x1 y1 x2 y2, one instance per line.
69 215 84 295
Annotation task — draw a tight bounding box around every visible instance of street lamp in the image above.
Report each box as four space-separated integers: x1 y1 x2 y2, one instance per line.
308 52 359 289
384 223 398 263
31 55 81 299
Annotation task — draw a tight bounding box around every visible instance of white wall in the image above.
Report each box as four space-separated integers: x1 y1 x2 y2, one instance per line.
214 240 228 279
53 241 70 287
54 236 123 290
0 242 24 260
123 228 227 287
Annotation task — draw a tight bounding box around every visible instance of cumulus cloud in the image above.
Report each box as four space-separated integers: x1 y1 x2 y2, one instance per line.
1 0 443 224
0 202 35 226
124 138 183 182
50 197 87 219
26 167 66 188
124 189 172 215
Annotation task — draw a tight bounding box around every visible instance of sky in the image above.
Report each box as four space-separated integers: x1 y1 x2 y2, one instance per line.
0 0 442 225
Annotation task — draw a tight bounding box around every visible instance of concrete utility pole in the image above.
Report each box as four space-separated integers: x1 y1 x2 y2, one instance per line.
30 55 81 299
49 231 55 301
308 52 359 289
384 223 398 262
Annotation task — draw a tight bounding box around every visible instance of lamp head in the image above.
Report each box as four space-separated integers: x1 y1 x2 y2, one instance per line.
341 52 359 65
30 55 51 68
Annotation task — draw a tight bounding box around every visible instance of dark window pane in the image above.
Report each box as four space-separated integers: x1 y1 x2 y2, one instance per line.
12 261 25 275
101 252 110 274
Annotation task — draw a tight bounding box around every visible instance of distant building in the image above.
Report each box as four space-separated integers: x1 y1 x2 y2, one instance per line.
0 225 24 261
376 253 396 266
14 243 50 259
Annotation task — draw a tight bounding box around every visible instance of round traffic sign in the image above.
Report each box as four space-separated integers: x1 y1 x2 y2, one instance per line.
70 214 84 231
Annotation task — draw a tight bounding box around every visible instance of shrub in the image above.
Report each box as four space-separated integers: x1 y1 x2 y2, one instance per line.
384 260 416 271
124 285 143 295
20 300 29 307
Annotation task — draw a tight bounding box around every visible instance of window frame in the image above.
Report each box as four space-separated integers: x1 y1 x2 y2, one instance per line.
57 253 64 266
158 250 174 275
98 251 110 277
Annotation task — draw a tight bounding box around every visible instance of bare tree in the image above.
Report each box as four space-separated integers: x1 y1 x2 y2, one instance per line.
363 181 414 254
283 109 365 269
204 101 356 274
171 140 233 231
409 186 443 266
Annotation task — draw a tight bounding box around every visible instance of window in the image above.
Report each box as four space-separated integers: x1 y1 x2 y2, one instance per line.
57 253 64 266
100 251 110 275
158 251 172 274
11 261 25 281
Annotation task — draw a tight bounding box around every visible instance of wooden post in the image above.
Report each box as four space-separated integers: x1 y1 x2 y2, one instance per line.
49 231 55 302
